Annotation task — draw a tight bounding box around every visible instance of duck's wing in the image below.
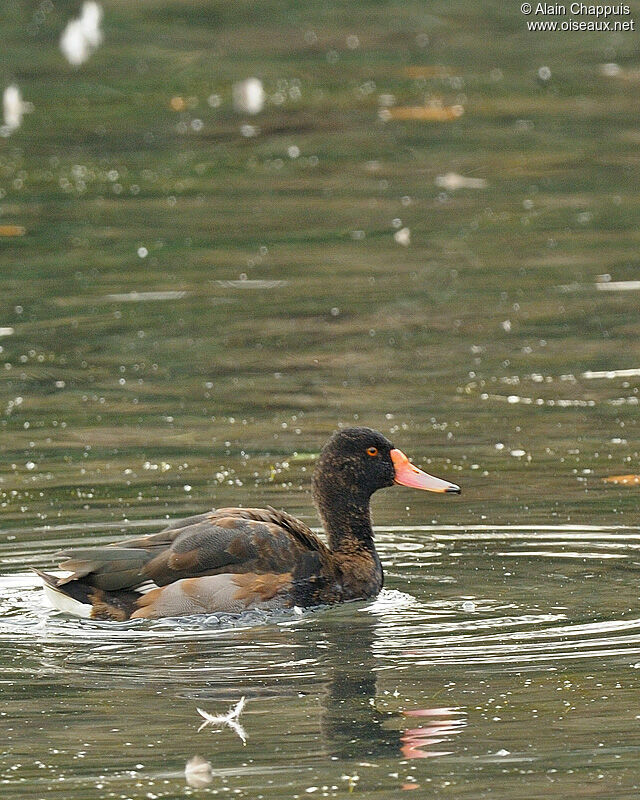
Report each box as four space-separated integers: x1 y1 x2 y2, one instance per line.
54 507 329 592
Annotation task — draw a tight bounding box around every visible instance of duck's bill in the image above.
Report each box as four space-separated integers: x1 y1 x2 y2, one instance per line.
390 448 461 494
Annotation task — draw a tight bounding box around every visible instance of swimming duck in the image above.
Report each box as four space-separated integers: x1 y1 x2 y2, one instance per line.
37 427 460 620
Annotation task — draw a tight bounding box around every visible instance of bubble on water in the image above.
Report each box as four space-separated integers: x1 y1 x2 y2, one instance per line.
510 449 526 458
240 124 259 138
600 62 621 77
394 227 411 246
537 65 552 82
233 78 264 115
3 85 32 133
25 461 35 470
137 246 148 259
184 484 192 492
185 755 213 788
207 94 221 108
287 145 300 158
436 173 487 191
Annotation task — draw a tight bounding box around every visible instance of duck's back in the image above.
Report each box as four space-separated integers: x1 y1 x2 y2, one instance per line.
41 507 332 620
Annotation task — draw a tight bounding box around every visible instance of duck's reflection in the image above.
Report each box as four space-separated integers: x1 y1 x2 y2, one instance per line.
181 604 467 771
400 707 466 758
314 608 467 762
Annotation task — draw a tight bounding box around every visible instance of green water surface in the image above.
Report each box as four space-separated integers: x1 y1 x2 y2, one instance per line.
1 1 640 798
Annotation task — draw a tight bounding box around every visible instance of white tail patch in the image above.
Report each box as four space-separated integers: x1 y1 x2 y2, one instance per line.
42 581 92 618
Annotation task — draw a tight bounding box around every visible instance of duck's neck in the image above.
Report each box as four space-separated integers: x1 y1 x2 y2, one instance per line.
315 488 377 554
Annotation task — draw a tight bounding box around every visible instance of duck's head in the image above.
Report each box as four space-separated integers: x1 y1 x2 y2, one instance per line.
312 426 460 506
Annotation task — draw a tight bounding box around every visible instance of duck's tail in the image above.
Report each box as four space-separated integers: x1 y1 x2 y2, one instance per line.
34 569 141 621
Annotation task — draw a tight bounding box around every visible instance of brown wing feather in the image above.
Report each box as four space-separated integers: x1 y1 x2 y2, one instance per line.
55 507 328 592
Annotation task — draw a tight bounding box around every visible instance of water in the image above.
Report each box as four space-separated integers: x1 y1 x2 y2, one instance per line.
1 0 640 797
3 525 640 797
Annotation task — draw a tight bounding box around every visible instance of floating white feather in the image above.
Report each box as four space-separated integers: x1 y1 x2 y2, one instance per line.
196 697 247 743
60 2 103 65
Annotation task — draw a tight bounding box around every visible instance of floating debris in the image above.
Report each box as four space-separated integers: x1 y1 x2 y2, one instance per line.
378 93 396 107
60 21 90 64
3 85 22 131
233 78 264 115
2 85 32 134
0 327 15 337
185 755 214 788
598 63 640 80
340 773 360 791
582 368 640 379
380 105 463 122
537 65 552 83
435 172 488 191
104 291 187 302
0 225 26 237
240 123 259 137
600 62 622 77
558 276 640 293
197 697 247 744
479 391 597 408
60 2 103 66
393 227 411 246
604 475 640 486
596 280 640 292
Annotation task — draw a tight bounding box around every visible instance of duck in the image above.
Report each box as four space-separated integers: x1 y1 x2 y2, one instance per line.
37 427 460 620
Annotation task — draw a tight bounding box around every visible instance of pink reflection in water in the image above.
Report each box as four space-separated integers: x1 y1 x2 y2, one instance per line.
400 706 466 759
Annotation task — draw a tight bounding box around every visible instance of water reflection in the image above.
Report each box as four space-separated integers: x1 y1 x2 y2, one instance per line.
401 708 466 759
2 520 640 796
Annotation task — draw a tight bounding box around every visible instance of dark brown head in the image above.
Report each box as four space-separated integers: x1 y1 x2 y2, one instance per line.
312 426 460 511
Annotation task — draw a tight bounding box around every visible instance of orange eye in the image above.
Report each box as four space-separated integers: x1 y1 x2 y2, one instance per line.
366 446 379 457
